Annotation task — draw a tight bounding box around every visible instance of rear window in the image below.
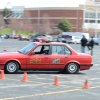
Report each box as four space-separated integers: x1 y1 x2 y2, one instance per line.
62 35 72 39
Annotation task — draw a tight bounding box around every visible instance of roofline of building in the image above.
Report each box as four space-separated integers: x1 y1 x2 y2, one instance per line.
25 7 80 10
0 5 84 11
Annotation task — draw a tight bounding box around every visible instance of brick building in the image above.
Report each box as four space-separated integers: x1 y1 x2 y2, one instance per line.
25 7 83 32
1 6 83 33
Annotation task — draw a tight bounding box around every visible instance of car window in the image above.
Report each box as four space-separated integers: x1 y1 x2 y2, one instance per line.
34 46 42 52
18 43 36 54
52 45 62 53
33 45 50 55
52 45 71 55
64 46 71 55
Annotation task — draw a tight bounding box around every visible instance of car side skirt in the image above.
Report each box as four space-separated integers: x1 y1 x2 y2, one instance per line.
21 68 63 71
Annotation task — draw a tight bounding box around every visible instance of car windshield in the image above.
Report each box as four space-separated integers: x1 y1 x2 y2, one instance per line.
18 43 36 54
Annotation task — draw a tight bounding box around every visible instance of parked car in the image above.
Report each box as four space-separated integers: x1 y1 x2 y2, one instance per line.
19 35 29 41
93 37 100 45
31 34 53 42
13 35 19 39
62 35 81 44
34 36 50 42
1 35 6 38
70 36 81 44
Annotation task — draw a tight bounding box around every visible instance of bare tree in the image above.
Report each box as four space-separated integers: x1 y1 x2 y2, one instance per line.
41 13 52 34
0 14 5 30
10 18 19 31
22 11 34 32
52 29 62 35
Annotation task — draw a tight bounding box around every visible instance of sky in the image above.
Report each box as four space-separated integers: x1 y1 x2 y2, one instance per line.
0 0 86 9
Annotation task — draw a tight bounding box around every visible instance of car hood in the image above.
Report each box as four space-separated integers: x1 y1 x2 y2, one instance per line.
0 52 23 57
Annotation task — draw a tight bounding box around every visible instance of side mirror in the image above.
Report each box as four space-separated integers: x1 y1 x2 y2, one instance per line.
30 51 35 55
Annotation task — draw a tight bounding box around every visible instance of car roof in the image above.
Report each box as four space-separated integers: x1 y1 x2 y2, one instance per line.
34 42 76 53
34 42 67 45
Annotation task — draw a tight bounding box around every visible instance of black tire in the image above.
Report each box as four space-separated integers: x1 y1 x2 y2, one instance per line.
5 61 19 74
66 63 79 74
98 42 100 45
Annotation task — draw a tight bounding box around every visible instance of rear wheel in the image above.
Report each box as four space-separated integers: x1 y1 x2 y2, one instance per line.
98 42 100 45
66 63 79 74
5 61 19 74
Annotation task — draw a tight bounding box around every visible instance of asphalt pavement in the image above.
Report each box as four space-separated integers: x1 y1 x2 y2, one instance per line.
0 38 100 100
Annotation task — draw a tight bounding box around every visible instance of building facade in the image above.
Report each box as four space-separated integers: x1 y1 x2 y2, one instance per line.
2 6 83 33
1 0 100 36
24 7 83 32
83 0 100 37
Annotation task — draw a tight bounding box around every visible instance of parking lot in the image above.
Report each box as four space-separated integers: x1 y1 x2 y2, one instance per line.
0 38 100 100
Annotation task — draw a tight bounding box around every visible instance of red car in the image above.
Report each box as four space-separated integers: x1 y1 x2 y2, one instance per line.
34 36 50 42
0 41 93 74
13 35 19 39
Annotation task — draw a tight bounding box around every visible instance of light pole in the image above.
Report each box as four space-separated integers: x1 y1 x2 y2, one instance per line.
38 8 40 29
76 8 78 32
37 0 41 32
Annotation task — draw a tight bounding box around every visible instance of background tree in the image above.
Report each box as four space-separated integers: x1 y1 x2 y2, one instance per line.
2 8 10 25
52 29 62 35
58 17 72 32
3 8 9 17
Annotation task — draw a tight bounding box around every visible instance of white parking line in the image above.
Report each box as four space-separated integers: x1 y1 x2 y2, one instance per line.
0 84 41 89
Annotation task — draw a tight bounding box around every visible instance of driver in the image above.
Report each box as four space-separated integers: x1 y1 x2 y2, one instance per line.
43 50 48 54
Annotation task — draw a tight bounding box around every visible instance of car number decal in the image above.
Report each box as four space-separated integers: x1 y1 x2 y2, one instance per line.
30 58 41 63
52 58 60 64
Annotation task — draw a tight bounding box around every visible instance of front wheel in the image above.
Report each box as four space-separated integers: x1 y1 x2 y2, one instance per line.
5 61 19 74
66 63 79 74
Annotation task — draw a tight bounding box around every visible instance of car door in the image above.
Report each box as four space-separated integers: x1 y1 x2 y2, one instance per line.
27 45 50 69
49 45 71 70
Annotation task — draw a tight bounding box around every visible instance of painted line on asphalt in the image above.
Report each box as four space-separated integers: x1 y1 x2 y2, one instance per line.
0 78 76 89
5 78 45 84
4 78 84 86
1 86 100 100
0 88 82 100
0 84 41 88
5 77 100 86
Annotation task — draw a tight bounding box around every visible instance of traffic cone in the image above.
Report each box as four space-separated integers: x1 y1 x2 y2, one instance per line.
53 76 59 85
22 72 28 82
4 48 7 52
0 70 5 79
83 79 89 89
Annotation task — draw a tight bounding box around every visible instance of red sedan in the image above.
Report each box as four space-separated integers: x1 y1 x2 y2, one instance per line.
0 41 93 74
34 36 50 42
13 35 19 39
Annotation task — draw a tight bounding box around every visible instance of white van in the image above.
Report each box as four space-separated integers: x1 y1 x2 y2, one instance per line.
65 35 81 44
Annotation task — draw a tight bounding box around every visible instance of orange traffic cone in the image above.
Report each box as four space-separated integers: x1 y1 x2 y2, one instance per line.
0 70 5 79
53 76 59 85
22 72 28 82
83 79 89 89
